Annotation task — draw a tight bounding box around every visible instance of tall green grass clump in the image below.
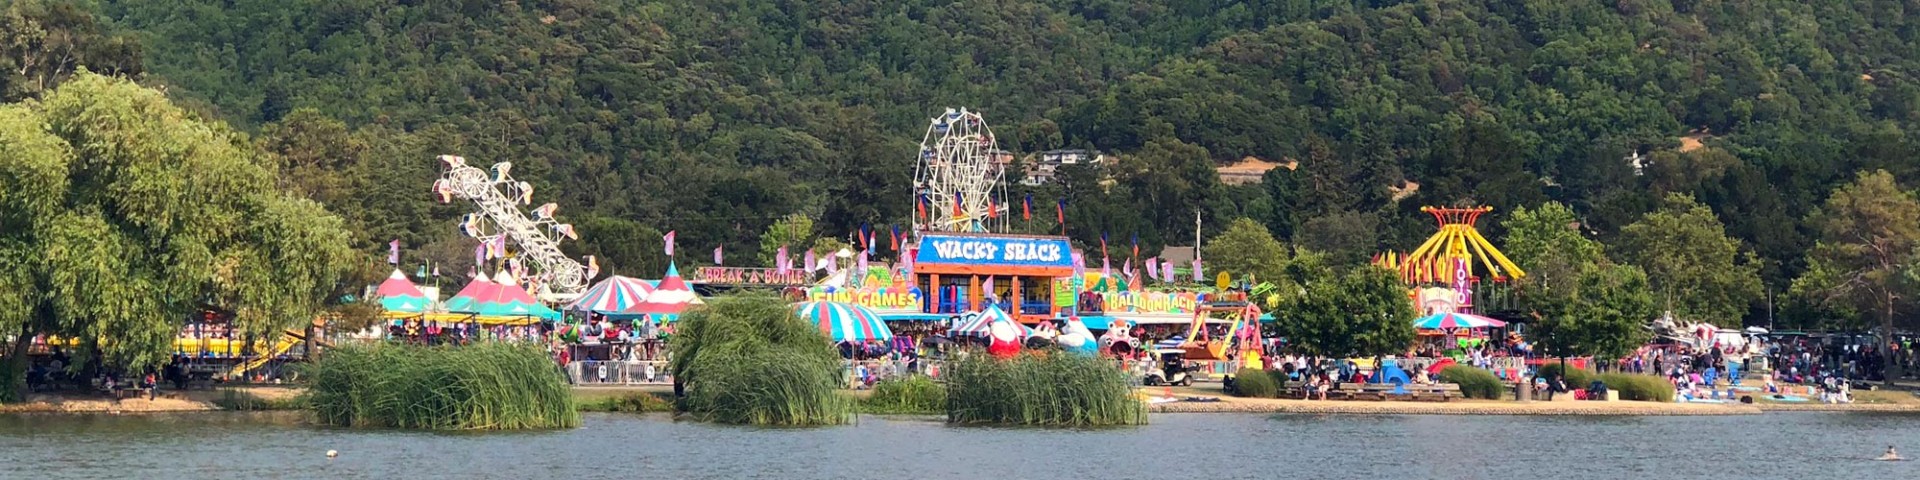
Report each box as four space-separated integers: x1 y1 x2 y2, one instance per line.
1229 368 1278 398
861 375 946 414
945 352 1147 426
1438 366 1505 399
305 342 577 430
1536 363 1595 389
670 295 853 426
1597 373 1675 402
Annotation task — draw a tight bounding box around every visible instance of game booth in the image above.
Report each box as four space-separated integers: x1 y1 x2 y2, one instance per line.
910 232 1077 322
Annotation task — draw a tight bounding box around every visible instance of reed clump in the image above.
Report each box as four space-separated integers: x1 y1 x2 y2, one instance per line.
305 342 578 430
945 351 1147 426
861 375 946 414
1438 365 1505 399
1597 373 1676 402
1229 368 1279 398
670 295 853 426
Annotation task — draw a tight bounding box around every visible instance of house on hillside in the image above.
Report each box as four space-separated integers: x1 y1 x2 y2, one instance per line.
1021 149 1108 185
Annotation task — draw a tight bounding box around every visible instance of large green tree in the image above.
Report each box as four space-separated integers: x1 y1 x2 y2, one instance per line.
1270 266 1417 359
1500 202 1609 307
1790 170 1920 337
0 73 356 399
1530 263 1658 361
1615 194 1763 327
1201 218 1289 284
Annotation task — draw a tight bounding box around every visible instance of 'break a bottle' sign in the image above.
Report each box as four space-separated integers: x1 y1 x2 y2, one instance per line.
914 233 1075 268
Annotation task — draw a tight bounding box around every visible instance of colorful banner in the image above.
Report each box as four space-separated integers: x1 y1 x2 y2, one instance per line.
691 267 810 286
1057 283 1201 315
913 233 1073 268
806 285 923 310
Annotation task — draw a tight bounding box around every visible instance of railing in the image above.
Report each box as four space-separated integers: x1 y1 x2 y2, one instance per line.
568 360 671 385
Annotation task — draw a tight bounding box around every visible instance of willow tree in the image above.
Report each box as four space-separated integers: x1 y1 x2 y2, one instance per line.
0 72 356 399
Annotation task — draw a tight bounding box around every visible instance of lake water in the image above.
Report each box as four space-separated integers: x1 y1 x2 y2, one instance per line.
2 412 1919 479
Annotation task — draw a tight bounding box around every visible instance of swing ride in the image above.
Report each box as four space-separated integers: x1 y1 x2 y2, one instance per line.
432 155 592 300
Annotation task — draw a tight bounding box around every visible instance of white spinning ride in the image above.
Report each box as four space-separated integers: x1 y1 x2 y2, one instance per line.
913 107 1007 233
432 155 590 300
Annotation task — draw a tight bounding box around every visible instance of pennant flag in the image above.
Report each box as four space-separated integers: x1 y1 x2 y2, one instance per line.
776 246 791 273
388 239 401 265
1130 232 1139 259
953 191 964 217
1072 251 1085 277
473 242 486 268
1122 259 1133 279
663 231 676 256
1102 256 1112 279
1100 232 1109 258
917 193 928 219
1023 194 1033 221
825 255 838 275
983 276 995 300
857 251 869 274
1056 199 1067 232
901 247 915 275
1146 257 1160 280
492 235 508 259
859 223 871 252
585 256 599 279
987 198 998 218
891 226 901 252
1163 259 1174 283
433 264 440 277
1192 259 1204 282
866 230 877 255
714 245 723 265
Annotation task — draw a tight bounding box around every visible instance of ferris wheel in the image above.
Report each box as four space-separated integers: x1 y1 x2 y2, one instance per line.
913 107 1007 233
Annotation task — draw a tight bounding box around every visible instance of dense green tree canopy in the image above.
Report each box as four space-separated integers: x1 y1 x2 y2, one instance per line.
1201 218 1289 284
0 0 1905 327
1269 265 1417 359
1615 194 1763 327
1790 170 1920 333
1530 263 1658 360
0 73 357 383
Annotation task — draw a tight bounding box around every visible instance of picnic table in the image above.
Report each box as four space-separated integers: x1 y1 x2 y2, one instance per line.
1283 381 1460 401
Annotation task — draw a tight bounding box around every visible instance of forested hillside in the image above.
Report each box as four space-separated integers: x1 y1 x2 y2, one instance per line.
7 0 1918 327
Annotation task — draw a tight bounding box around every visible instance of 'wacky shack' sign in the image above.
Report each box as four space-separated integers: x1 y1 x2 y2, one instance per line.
913 233 1075 268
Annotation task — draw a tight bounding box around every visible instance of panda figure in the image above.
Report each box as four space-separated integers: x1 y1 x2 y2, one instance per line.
1057 317 1099 356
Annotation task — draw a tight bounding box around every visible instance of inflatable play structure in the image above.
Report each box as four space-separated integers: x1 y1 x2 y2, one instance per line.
1057 317 1099 356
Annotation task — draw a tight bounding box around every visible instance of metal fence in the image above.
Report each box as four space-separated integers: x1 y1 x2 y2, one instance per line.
568 360 671 385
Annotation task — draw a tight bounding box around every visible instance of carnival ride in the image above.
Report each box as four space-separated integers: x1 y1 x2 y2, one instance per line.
432 155 590 300
1176 297 1262 362
1376 207 1525 285
913 108 1007 233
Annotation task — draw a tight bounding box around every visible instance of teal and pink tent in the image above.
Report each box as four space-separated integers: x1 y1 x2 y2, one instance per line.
377 269 431 316
447 271 561 323
791 301 893 342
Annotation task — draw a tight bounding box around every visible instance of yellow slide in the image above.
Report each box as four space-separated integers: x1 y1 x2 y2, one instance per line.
223 330 307 379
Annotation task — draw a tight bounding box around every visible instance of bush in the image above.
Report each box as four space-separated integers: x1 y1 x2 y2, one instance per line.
1438 366 1505 400
305 342 578 430
671 295 853 426
1230 368 1278 398
862 375 946 414
1597 373 1675 402
946 351 1147 426
1536 362 1595 389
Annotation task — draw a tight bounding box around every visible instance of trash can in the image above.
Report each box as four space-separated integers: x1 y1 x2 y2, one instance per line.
1514 381 1532 401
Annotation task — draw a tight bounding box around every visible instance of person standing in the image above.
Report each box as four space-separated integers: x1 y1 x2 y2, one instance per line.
144 372 157 401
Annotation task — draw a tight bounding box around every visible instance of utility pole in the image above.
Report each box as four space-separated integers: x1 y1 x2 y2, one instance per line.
1194 209 1202 259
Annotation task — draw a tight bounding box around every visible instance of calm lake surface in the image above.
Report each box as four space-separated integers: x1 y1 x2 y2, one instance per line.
3 411 1919 479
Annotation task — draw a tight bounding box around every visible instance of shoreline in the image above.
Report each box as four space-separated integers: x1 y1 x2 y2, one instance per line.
9 385 1920 416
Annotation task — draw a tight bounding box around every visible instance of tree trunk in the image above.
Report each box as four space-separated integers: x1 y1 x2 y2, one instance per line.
5 324 32 402
1886 295 1896 386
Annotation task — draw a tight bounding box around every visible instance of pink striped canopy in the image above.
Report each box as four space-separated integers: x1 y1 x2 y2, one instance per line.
565 275 655 314
1412 312 1507 330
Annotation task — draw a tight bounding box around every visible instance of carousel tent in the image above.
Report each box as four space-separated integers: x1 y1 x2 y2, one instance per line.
441 272 498 313
564 275 656 317
376 269 432 316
